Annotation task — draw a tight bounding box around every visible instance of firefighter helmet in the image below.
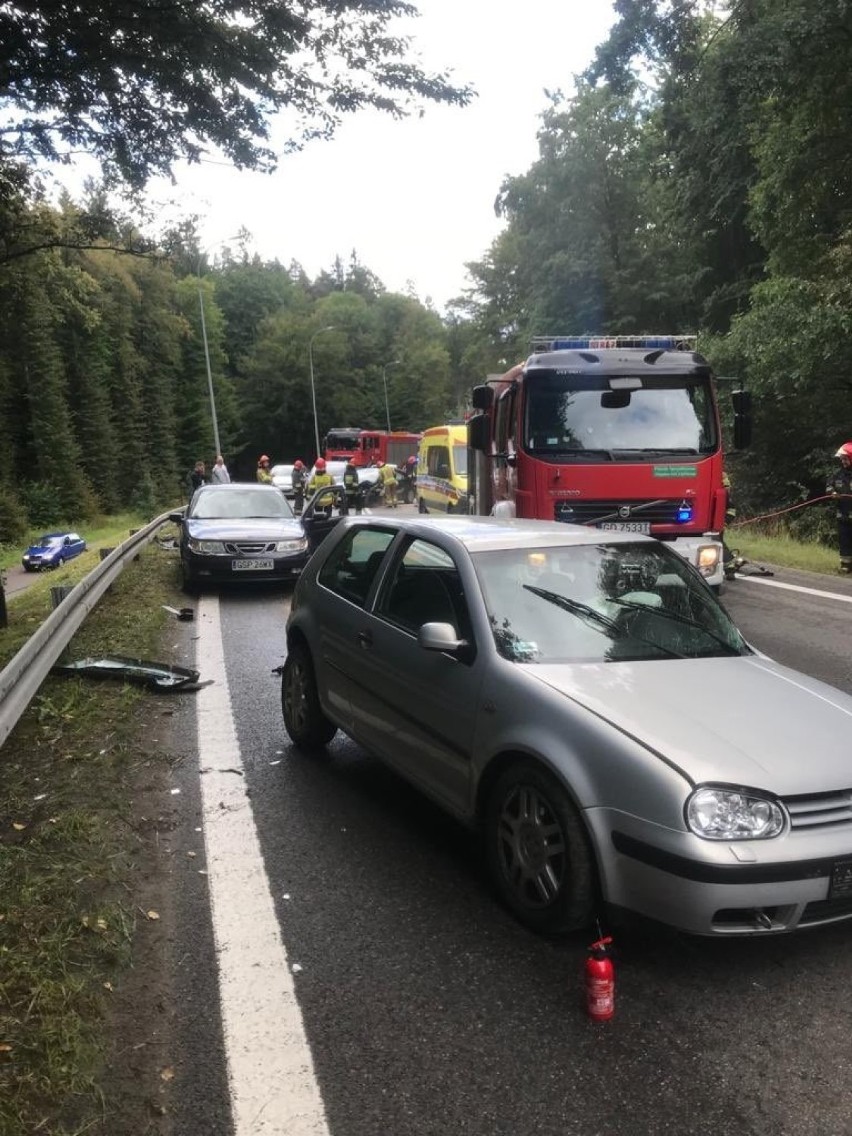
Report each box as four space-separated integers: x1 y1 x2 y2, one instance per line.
315 457 326 470
259 454 270 464
835 443 852 459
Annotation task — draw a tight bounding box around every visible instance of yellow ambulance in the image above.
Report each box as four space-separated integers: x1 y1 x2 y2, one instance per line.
417 424 469 514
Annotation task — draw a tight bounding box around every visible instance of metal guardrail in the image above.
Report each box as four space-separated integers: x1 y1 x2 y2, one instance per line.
0 510 175 750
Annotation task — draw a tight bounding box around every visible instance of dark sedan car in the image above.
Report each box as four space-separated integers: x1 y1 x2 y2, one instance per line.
21 531 87 571
170 483 346 592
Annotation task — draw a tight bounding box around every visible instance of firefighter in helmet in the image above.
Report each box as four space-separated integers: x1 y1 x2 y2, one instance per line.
256 454 273 484
829 443 852 573
307 457 335 517
307 456 333 493
343 460 361 514
291 459 307 515
377 460 398 507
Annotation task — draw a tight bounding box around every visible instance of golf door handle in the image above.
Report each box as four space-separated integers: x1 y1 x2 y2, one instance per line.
357 630 373 649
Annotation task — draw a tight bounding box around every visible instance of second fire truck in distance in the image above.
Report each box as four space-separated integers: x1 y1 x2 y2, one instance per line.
325 428 421 469
467 336 751 590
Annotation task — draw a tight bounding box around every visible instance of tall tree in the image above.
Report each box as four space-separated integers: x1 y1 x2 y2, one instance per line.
0 1 472 191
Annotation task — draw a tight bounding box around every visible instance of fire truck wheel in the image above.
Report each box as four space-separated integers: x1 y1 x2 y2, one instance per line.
484 759 596 936
281 640 337 749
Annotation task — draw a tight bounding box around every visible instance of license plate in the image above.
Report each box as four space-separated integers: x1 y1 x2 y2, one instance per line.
597 522 651 534
232 559 274 571
829 859 852 900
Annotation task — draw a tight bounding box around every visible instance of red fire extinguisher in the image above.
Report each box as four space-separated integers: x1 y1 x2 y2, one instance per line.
585 935 615 1021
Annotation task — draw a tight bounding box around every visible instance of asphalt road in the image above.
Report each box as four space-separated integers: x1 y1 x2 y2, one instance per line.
151 523 852 1136
3 562 42 598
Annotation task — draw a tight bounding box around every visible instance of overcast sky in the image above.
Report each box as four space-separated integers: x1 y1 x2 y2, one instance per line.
143 0 616 310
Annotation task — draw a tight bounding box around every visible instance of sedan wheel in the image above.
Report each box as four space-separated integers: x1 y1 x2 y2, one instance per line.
281 642 337 749
180 562 199 595
485 760 596 935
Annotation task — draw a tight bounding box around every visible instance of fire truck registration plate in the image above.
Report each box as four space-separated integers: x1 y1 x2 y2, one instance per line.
232 559 274 571
597 522 651 534
830 859 852 900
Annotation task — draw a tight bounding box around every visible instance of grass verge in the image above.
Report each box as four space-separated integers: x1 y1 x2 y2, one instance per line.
729 525 840 575
0 533 184 1135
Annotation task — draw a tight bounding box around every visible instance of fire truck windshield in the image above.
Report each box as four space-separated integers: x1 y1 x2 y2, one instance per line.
524 371 717 459
324 429 361 453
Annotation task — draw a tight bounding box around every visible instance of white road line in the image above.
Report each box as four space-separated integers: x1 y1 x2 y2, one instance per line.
196 595 330 1136
736 575 852 604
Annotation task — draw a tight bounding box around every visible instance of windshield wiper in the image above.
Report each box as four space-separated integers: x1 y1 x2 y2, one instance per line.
610 448 700 456
609 598 745 655
523 586 624 636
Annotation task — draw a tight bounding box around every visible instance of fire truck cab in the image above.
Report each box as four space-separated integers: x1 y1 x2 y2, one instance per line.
468 336 751 590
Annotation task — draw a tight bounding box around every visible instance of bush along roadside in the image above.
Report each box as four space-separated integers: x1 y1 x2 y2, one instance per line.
0 536 187 1134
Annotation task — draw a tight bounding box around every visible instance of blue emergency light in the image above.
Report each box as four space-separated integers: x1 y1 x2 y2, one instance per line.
530 335 695 352
676 500 694 524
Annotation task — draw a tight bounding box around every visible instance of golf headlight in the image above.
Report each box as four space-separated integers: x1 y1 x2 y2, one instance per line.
188 539 226 554
697 544 721 577
686 786 785 840
275 537 308 553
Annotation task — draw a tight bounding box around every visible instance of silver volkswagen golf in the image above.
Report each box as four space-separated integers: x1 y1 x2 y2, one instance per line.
282 515 852 937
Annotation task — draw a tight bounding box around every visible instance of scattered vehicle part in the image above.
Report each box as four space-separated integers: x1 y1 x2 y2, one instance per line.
52 655 201 691
162 605 195 621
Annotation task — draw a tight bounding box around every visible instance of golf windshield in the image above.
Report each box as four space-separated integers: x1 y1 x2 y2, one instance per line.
473 541 749 664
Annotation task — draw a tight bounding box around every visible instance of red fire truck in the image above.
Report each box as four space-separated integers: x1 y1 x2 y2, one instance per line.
323 427 363 461
325 428 421 468
468 336 751 590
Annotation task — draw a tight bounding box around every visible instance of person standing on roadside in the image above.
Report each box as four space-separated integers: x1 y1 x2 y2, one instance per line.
343 459 361 514
256 454 273 484
378 460 398 507
211 454 231 484
187 459 207 501
829 443 852 573
307 457 334 497
291 459 308 515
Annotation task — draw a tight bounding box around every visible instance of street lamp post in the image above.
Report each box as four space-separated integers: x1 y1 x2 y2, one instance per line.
196 237 239 457
197 286 220 456
309 325 337 459
381 359 402 433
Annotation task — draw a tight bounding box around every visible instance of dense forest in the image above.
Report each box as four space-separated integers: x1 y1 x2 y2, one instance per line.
2 0 852 544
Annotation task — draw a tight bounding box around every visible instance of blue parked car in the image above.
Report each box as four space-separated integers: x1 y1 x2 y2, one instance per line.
21 532 87 572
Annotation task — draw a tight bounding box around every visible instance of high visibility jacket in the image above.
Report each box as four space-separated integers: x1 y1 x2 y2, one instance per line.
308 471 334 495
343 468 359 494
378 464 396 486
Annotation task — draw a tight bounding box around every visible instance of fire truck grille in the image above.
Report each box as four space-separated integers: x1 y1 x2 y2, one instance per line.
553 499 681 526
781 790 852 830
